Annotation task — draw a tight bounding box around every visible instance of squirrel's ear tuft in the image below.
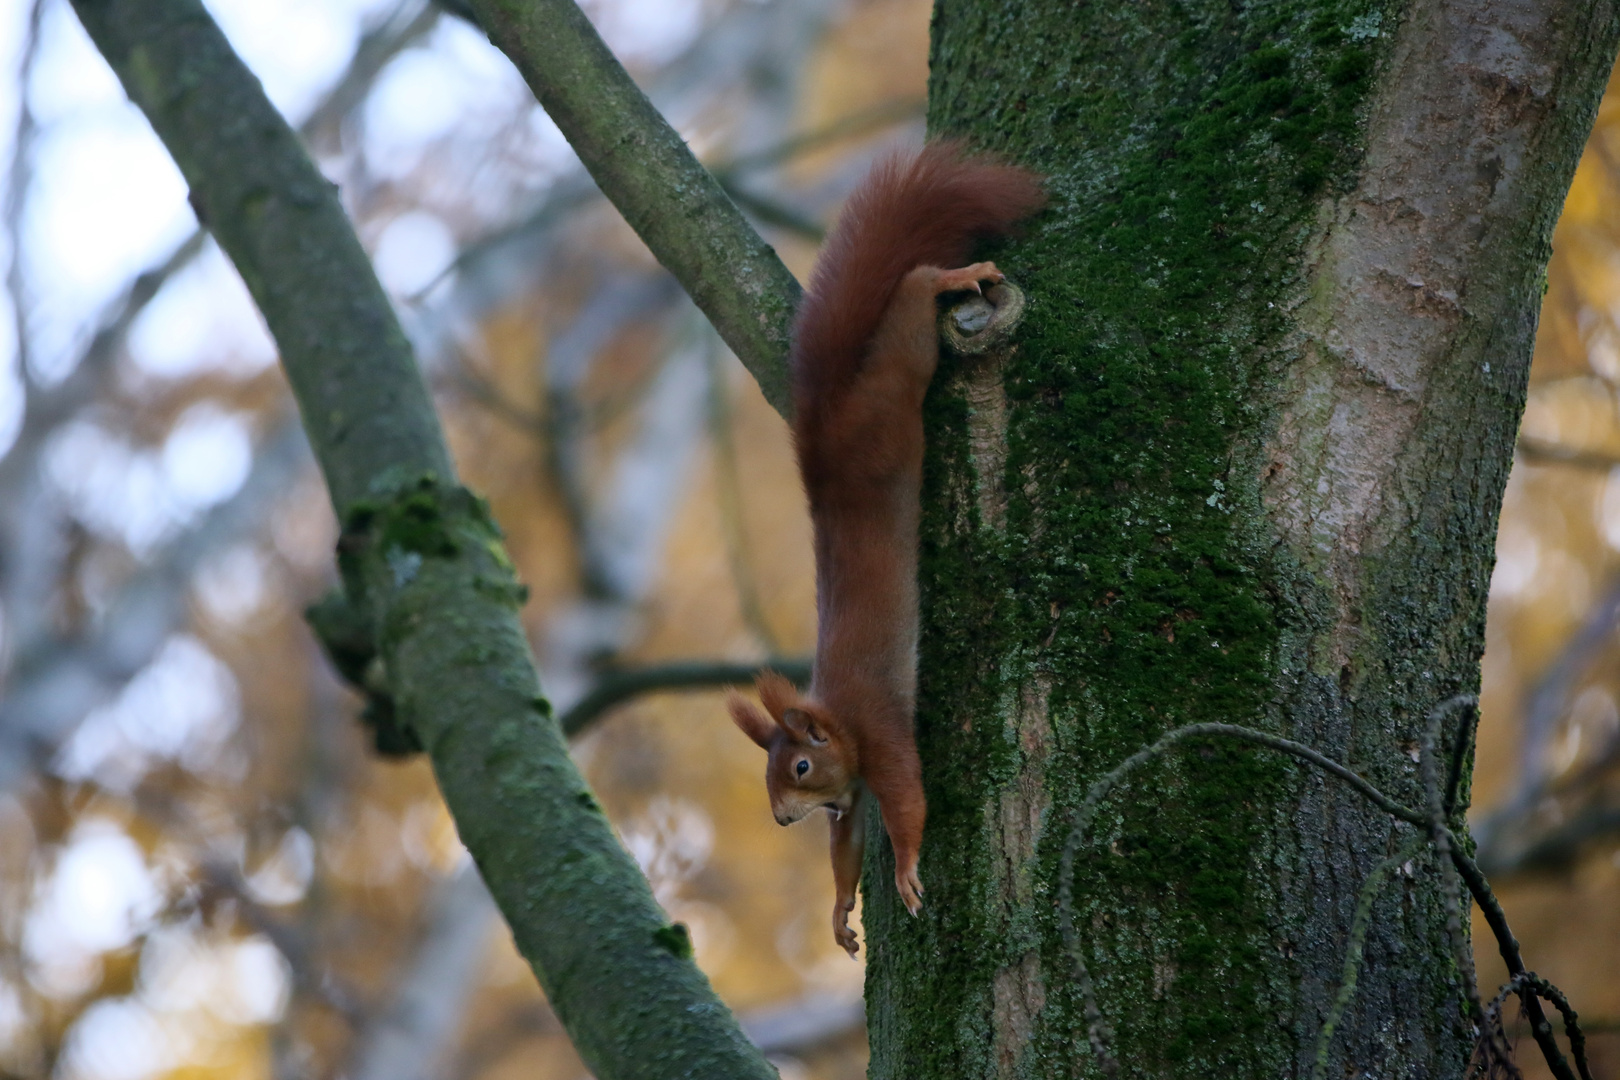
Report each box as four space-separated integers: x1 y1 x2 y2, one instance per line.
755 670 798 718
728 693 777 750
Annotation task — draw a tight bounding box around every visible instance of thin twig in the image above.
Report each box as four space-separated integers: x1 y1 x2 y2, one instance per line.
1484 974 1593 1080
1445 696 1479 817
709 98 926 176
437 354 547 434
1446 841 1582 1080
418 98 913 311
1422 698 1492 1051
1527 977 1593 1080
1516 438 1620 471
197 860 368 1024
1475 579 1620 874
300 0 441 153
558 658 811 738
1056 718 1432 1077
719 181 825 241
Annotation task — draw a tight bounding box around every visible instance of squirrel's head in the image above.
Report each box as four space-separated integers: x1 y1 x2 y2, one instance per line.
728 671 855 826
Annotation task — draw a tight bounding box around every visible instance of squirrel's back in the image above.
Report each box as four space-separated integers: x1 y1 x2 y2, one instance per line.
791 140 1045 448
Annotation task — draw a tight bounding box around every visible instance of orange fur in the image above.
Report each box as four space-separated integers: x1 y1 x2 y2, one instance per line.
731 142 1044 956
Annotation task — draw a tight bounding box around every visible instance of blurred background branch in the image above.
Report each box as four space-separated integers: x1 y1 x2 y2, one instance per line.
466 0 803 415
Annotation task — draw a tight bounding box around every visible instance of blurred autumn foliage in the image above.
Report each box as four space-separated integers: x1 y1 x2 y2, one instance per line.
1471 57 1620 1080
0 1 1617 1078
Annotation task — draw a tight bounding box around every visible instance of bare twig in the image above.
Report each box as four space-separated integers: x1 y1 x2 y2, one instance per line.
1448 844 1583 1080
344 863 500 1080
438 354 546 434
1474 579 1620 873
558 658 810 738
1524 977 1592 1080
0 412 309 790
197 860 367 1025
709 98 926 177
301 0 442 154
1479 806 1620 877
420 96 912 310
719 181 825 241
1422 698 1492 1052
1516 437 1620 471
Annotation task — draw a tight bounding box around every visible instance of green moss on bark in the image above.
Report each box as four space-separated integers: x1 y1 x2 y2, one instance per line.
861 0 1616 1077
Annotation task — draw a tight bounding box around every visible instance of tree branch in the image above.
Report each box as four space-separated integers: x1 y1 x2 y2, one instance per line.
559 659 811 738
67 2 774 1076
465 0 802 416
1516 437 1620 471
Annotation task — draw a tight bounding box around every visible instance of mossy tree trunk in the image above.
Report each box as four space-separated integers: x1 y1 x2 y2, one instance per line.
860 1 1620 1077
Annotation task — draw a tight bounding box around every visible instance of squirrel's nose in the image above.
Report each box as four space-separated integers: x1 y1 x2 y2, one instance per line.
774 813 791 826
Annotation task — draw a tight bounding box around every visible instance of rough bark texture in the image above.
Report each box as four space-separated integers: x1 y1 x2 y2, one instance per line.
861 1 1620 1078
69 2 775 1077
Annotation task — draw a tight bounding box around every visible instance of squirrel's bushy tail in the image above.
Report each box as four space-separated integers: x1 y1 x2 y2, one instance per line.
791 140 1045 426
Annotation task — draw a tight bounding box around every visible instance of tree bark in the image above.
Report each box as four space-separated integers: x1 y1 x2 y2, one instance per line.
862 1 1620 1078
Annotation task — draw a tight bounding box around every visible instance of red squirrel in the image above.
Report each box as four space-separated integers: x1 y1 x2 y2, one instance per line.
728 142 1044 956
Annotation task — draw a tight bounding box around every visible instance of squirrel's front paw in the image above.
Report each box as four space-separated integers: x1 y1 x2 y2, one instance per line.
935 262 1003 295
896 865 924 915
832 899 860 958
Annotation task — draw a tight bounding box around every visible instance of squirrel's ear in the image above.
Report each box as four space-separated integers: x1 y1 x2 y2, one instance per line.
782 707 828 745
728 693 777 750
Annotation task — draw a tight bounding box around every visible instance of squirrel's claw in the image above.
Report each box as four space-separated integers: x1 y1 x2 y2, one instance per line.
897 866 924 915
935 261 1002 296
833 901 859 957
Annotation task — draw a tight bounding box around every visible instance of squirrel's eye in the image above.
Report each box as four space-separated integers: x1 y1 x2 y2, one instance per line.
795 759 810 777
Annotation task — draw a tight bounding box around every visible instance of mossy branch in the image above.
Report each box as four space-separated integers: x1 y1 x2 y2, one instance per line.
68 1 774 1077
465 0 802 417
1058 702 1590 1080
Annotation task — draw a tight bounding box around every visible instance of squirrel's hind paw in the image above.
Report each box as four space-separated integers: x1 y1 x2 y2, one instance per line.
897 866 924 915
933 262 1003 296
833 916 859 958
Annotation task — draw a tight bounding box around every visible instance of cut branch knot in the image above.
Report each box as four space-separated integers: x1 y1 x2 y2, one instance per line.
307 475 517 757
941 281 1027 355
